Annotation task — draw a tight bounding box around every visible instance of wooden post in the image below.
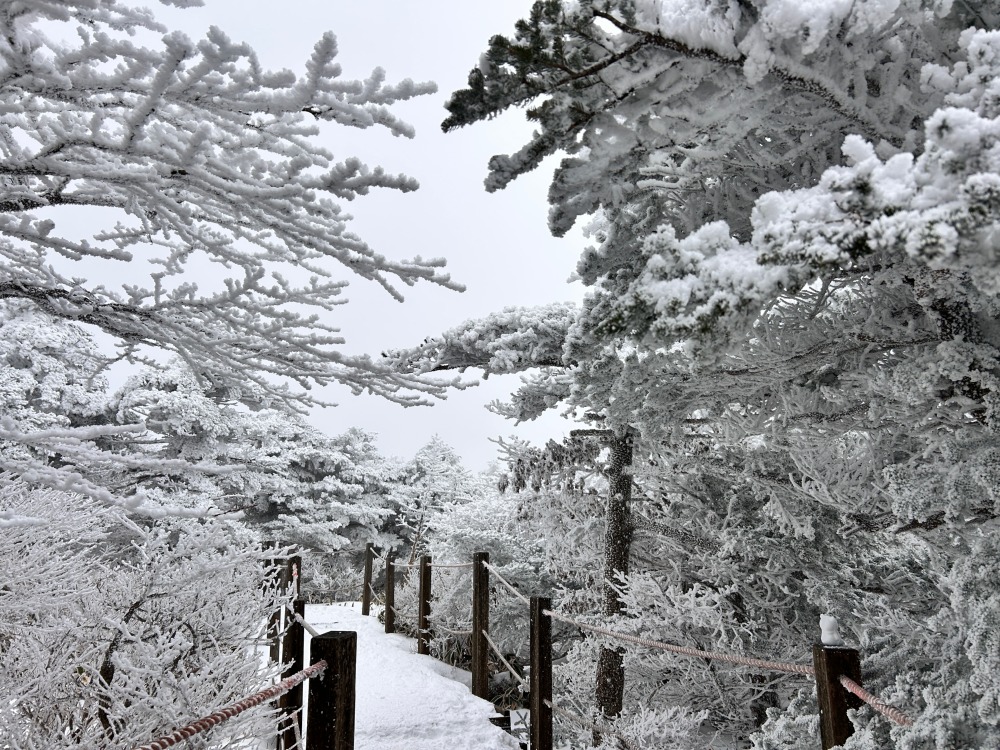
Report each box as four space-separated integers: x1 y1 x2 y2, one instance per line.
307 631 357 750
417 555 432 655
471 552 490 700
812 644 863 750
279 598 306 749
384 555 396 634
361 543 375 616
267 554 292 666
530 596 553 750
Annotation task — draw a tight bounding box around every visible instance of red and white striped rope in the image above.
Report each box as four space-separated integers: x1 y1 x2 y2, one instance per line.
482 562 531 607
543 609 914 725
132 661 328 750
543 609 815 676
839 675 913 726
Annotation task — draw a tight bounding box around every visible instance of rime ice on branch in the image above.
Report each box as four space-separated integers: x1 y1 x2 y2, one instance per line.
0 0 462 408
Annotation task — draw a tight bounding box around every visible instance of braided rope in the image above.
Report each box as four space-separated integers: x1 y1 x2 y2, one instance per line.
481 630 528 690
839 675 913 726
436 625 474 636
284 603 320 638
544 609 814 676
482 562 531 607
430 562 475 569
545 700 636 750
133 661 327 750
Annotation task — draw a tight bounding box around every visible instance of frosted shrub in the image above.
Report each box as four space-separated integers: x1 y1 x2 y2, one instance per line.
0 480 287 749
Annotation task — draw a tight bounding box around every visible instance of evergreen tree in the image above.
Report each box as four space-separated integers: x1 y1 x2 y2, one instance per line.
388 3 1000 747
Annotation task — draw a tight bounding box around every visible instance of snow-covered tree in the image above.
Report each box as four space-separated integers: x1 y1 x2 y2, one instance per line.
0 0 460 411
387 3 1000 748
0 480 288 750
0 3 459 747
387 435 482 561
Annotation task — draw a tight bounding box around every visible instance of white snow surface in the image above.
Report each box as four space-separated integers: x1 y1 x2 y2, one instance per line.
304 603 520 750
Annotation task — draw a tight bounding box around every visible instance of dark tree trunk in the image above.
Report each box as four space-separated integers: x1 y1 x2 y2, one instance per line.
594 433 633 734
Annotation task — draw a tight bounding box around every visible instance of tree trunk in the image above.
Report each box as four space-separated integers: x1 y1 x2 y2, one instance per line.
594 433 633 735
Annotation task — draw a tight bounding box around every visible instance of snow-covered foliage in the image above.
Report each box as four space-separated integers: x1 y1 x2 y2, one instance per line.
386 436 483 561
385 303 577 375
107 362 396 547
0 480 287 749
0 0 460 410
0 4 460 746
387 2 1000 747
445 0 973 241
425 468 549 666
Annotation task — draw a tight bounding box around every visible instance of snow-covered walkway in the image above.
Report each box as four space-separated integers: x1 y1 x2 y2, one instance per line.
305 603 520 750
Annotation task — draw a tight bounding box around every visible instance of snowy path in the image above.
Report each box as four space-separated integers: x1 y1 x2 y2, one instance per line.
304 603 520 750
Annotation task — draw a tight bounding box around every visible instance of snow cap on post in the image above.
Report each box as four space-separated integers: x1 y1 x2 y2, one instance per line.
820 614 845 646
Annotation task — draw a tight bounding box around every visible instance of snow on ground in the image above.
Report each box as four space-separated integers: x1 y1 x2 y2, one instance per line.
304 603 520 750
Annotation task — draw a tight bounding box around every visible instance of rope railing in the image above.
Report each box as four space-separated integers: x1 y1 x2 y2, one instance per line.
133 661 327 750
482 629 528 690
285 602 320 638
435 624 474 636
544 608 815 676
543 607 913 728
390 604 415 619
482 561 531 607
359 545 916 747
839 675 914 726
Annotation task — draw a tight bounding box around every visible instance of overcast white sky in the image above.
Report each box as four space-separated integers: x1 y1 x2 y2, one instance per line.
153 1 588 469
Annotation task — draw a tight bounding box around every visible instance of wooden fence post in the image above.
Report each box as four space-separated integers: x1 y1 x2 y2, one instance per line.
361 543 375 616
279 598 306 749
812 644 863 750
384 555 396 634
530 596 553 750
307 631 357 750
471 552 490 700
266 550 292 666
417 555 432 655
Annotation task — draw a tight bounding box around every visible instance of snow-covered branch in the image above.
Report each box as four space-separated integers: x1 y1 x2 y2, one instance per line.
0 1 459 407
